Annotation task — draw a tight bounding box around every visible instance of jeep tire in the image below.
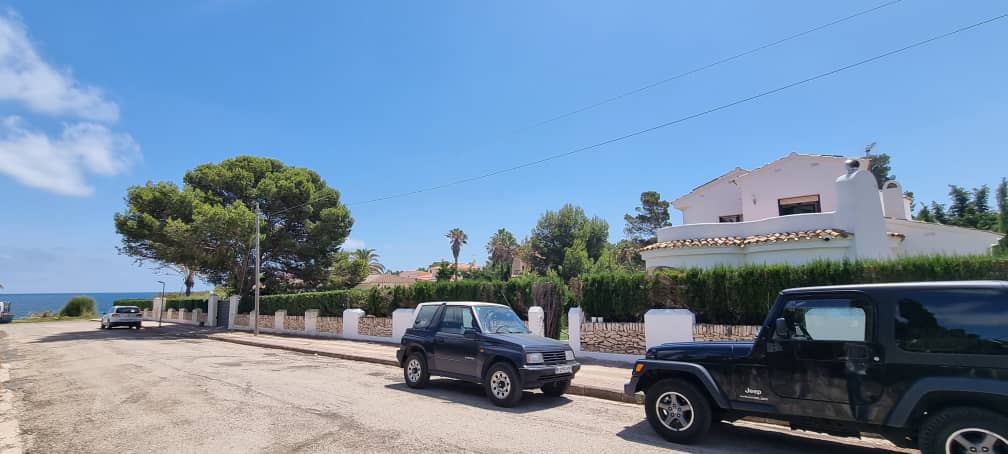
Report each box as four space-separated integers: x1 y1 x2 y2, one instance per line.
645 378 713 444
541 380 570 397
403 352 430 389
918 407 1008 454
485 362 523 407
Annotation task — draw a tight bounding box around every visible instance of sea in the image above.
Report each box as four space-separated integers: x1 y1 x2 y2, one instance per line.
0 292 156 320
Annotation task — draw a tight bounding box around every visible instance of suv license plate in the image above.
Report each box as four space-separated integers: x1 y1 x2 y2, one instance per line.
555 365 573 374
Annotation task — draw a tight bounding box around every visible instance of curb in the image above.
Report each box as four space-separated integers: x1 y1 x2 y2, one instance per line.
204 334 642 405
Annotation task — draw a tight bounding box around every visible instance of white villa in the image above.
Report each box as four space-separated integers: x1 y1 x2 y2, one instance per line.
641 152 1004 270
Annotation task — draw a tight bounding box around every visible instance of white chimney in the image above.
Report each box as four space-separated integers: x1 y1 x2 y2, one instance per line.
881 180 909 220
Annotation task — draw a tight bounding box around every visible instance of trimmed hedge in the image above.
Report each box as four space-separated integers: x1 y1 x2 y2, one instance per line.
113 298 153 310
579 255 1008 324
165 297 209 312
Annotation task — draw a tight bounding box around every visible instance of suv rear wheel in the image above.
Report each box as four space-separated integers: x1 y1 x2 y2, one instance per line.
403 352 430 389
918 407 1008 454
644 378 712 444
485 362 523 407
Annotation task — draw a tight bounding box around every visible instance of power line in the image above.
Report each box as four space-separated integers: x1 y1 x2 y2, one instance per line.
276 12 1007 213
510 0 904 135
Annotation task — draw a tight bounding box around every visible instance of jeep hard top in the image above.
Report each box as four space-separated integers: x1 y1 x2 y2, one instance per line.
625 281 1008 454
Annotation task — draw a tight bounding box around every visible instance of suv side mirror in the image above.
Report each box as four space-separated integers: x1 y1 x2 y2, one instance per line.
774 317 790 340
463 328 479 339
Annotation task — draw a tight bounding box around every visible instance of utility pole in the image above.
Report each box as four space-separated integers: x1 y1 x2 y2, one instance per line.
254 202 262 336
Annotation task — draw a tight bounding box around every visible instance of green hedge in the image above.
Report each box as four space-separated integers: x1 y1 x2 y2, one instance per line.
113 298 153 310
239 290 366 316
579 255 1008 324
165 297 209 312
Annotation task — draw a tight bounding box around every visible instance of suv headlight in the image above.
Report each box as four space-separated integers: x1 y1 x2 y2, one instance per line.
525 353 544 364
565 350 575 361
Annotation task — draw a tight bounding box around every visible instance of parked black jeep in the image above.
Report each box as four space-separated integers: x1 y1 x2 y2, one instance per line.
397 301 580 407
625 281 1008 454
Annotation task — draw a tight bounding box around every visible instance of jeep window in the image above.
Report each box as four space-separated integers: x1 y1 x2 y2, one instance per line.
779 298 866 342
474 305 528 334
413 305 439 329
438 306 476 335
895 289 1008 355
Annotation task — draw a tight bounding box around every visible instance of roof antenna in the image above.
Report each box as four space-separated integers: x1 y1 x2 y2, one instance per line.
863 141 877 157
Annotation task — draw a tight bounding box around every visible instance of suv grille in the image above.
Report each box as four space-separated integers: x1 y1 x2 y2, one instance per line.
542 351 567 364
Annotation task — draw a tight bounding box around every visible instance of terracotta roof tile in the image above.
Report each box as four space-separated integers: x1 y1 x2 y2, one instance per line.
641 229 850 251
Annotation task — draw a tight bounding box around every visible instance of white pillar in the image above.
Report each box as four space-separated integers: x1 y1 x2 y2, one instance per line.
274 310 286 331
207 295 219 326
527 306 545 337
305 309 319 334
228 295 240 330
152 297 164 321
178 308 188 323
167 308 175 320
192 309 202 325
568 307 584 353
836 164 891 260
343 308 364 339
392 308 415 343
644 309 695 349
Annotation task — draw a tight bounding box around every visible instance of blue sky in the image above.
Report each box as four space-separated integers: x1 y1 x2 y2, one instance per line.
0 1 1005 293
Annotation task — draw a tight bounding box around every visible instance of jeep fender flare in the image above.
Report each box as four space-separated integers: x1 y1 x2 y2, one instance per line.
885 377 1008 428
636 360 731 409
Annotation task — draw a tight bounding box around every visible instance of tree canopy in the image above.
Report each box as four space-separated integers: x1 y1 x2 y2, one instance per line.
867 152 895 189
115 156 353 296
486 228 518 268
915 181 1003 232
526 204 609 275
623 191 671 244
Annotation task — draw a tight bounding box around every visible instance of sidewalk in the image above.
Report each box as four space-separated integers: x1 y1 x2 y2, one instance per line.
207 331 642 404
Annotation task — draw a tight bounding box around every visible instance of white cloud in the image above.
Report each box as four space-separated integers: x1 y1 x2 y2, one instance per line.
0 116 138 196
342 238 366 250
0 11 119 122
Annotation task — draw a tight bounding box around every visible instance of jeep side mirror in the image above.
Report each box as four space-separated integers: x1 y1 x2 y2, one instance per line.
463 328 479 339
774 317 790 340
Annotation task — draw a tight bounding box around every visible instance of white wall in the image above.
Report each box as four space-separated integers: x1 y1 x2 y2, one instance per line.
678 177 744 224
887 219 1003 256
644 239 853 270
656 212 837 242
736 154 859 222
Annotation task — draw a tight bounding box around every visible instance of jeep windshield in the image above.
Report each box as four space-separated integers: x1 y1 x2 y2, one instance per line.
474 306 528 334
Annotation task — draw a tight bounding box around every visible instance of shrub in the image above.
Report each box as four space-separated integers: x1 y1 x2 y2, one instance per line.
59 296 97 317
165 297 208 312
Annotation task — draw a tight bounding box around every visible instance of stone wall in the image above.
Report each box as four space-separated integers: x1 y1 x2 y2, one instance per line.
693 324 761 341
183 311 193 321
236 313 249 327
359 316 392 337
285 315 305 331
581 322 646 355
257 315 274 329
318 316 342 334
198 313 207 323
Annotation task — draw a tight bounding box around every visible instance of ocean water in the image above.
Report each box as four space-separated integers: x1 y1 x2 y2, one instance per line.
0 292 156 319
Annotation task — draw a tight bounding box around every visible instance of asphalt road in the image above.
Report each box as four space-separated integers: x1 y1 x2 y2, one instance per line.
0 321 910 454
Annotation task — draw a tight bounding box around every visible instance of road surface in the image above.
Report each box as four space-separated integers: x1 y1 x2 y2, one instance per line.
0 321 909 454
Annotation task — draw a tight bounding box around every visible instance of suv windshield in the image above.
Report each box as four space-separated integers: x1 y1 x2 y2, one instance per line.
474 305 528 334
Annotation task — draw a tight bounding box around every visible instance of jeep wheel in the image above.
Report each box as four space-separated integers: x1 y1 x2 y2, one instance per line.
403 352 429 389
644 379 712 444
485 362 523 407
918 407 1008 454
541 380 569 397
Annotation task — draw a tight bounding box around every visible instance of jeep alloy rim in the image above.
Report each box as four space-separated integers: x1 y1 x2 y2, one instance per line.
406 359 422 383
656 391 694 432
946 428 1007 454
490 371 511 400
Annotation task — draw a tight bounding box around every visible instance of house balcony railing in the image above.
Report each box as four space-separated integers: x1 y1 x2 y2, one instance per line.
655 212 839 242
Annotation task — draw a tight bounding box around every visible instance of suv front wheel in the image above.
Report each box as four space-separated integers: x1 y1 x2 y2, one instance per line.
403 352 430 389
918 407 1008 454
485 362 523 407
644 378 712 444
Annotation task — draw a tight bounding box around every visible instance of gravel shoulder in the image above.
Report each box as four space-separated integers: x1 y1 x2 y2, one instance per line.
0 321 909 454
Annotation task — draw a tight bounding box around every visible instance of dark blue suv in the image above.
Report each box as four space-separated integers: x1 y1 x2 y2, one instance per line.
396 301 580 407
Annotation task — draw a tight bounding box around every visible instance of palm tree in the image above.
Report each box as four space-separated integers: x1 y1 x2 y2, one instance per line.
446 228 468 276
486 228 518 266
352 248 385 274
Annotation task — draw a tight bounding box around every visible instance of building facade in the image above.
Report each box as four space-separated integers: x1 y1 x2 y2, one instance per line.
641 153 1003 270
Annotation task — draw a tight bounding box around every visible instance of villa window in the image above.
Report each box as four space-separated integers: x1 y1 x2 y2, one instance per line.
778 195 821 216
719 214 743 223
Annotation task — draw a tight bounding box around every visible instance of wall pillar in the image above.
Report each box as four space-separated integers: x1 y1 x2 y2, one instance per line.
343 308 364 339
274 310 286 331
166 308 175 320
568 307 584 353
228 295 240 329
391 308 415 343
178 308 188 323
836 165 891 260
527 306 545 337
644 309 695 349
192 309 202 325
207 295 219 326
152 297 164 322
305 309 319 334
